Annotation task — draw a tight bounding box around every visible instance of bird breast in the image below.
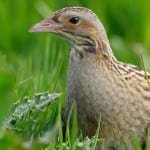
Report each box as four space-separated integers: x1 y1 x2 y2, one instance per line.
63 48 150 148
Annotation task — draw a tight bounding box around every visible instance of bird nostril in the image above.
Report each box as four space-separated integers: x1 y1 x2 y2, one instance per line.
41 23 50 27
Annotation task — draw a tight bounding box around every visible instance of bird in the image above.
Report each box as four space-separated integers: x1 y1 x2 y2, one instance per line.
29 7 150 150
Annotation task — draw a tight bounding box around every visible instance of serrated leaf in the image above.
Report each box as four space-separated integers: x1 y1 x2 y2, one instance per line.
4 92 61 141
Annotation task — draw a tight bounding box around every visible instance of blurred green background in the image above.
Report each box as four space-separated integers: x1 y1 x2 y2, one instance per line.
0 0 150 148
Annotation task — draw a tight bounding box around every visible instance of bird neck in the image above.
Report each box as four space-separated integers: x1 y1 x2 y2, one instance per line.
96 38 114 58
69 45 117 77
70 36 115 63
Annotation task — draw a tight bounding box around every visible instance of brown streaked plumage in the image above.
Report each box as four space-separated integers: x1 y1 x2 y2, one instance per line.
29 7 150 150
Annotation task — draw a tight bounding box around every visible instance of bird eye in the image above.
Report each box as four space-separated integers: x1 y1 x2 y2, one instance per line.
69 17 79 24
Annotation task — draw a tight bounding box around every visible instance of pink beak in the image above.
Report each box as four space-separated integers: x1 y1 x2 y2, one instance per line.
29 17 60 33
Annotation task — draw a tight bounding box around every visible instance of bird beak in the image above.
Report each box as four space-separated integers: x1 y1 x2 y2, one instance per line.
29 17 60 33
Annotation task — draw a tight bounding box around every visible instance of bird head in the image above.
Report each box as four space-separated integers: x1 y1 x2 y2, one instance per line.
29 7 113 58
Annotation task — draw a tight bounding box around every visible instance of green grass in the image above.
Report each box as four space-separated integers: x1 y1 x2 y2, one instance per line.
0 0 150 149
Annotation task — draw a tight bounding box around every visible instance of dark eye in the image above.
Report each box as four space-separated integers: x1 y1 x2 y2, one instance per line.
69 17 79 24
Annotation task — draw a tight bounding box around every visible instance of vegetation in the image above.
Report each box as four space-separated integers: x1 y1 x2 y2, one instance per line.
0 0 150 149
